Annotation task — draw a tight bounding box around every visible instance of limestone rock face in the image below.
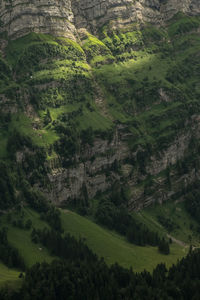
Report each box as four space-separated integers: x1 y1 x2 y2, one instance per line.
0 0 200 39
0 0 76 39
73 0 200 33
42 127 130 204
0 0 200 209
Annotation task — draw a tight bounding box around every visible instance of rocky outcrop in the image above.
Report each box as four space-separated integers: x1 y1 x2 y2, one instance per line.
42 117 199 209
1 0 200 210
43 127 130 204
0 0 200 39
0 0 76 39
73 0 200 33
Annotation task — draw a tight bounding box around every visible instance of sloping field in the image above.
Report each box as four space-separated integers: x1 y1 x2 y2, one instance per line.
0 262 21 288
61 210 186 272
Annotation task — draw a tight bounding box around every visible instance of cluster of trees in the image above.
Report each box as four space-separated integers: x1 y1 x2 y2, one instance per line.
16 41 85 79
158 238 170 255
12 218 32 230
7 130 33 160
185 187 200 223
4 128 48 191
43 109 52 126
54 122 96 167
40 206 62 232
23 187 62 231
0 58 11 79
0 162 16 209
0 112 11 127
23 148 48 185
80 126 94 146
1 239 200 299
57 107 83 123
54 123 80 167
23 188 49 213
30 227 96 262
0 228 25 270
95 199 169 250
157 215 178 233
167 48 199 83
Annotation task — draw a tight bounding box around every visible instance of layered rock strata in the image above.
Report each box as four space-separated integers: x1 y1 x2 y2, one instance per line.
0 0 200 39
0 0 76 39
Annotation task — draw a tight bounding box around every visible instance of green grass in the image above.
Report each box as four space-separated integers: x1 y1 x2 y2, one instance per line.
82 33 112 62
1 14 200 286
30 65 91 83
0 206 187 276
138 201 200 246
0 262 21 288
39 104 81 123
0 204 194 286
61 209 186 272
0 113 59 156
12 113 58 147
0 208 54 267
93 53 173 126
40 102 112 131
6 33 85 67
77 107 112 130
6 33 56 65
168 14 200 37
3 19 198 160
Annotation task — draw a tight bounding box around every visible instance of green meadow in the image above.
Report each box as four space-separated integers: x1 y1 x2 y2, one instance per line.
0 205 188 288
61 210 186 272
0 262 21 288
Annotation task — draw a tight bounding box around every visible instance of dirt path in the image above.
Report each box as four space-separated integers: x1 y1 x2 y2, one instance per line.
138 213 188 248
167 234 188 248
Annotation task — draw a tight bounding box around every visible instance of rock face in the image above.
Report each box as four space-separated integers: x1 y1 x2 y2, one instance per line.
43 127 130 204
0 0 200 38
1 0 200 210
42 116 200 209
73 0 200 33
0 0 76 39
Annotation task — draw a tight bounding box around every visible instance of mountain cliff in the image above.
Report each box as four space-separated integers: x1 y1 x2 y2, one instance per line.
1 0 200 39
0 0 200 211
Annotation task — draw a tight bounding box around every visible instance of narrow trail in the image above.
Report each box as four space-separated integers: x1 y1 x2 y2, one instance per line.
167 234 188 248
138 213 189 248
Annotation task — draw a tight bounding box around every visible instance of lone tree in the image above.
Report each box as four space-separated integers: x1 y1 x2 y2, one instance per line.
158 238 170 255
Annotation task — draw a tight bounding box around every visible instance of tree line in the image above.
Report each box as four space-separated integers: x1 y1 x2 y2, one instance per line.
0 227 25 270
95 198 170 254
0 230 200 299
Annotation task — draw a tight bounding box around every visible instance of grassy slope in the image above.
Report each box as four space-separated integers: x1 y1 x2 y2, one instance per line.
0 208 54 267
61 209 186 273
0 13 200 286
0 205 187 286
138 201 200 246
0 262 21 289
0 15 199 160
0 33 113 159
0 207 56 288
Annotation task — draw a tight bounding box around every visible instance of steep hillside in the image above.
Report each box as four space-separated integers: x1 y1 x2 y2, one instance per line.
0 11 200 211
0 1 200 297
0 207 186 277
1 0 200 39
